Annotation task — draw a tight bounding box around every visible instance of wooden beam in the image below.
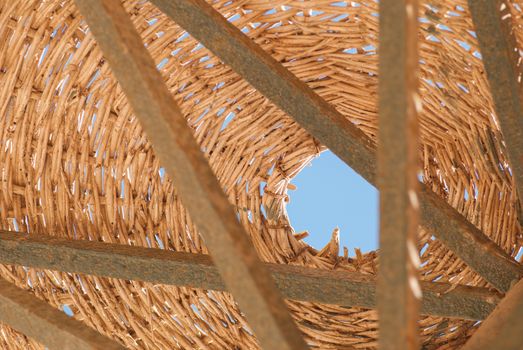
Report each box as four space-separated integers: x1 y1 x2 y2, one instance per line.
0 231 501 321
0 277 123 350
468 0 523 220
149 0 523 292
150 0 376 183
73 1 307 349
461 278 523 350
418 186 521 292
377 1 420 349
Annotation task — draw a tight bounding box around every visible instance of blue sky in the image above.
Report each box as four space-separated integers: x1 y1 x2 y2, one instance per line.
59 151 378 318
286 150 379 256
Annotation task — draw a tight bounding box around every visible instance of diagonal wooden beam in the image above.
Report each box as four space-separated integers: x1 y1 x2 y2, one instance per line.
461 278 523 350
0 277 124 350
149 0 523 292
468 0 523 221
0 231 501 321
377 0 420 349
73 1 307 349
150 0 376 183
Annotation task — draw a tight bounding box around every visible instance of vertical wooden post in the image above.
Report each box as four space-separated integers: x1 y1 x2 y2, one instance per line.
150 0 523 293
378 1 420 349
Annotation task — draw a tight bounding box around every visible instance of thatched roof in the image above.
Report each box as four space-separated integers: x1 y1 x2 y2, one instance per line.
0 0 521 349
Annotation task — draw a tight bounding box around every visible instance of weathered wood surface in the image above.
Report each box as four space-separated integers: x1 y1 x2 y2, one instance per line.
468 0 523 222
74 1 307 349
461 278 523 350
0 231 500 321
0 277 124 350
377 0 421 349
150 0 523 292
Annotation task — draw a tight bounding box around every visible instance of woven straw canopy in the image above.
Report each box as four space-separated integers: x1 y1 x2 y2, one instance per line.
0 0 521 349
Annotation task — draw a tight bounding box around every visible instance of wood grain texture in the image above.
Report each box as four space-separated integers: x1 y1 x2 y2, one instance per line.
150 0 523 292
461 278 523 350
378 1 420 349
73 1 307 349
0 278 124 350
0 231 500 321
468 0 523 224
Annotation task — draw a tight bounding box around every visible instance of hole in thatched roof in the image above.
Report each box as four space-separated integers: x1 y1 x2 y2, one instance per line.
62 304 74 317
287 150 378 256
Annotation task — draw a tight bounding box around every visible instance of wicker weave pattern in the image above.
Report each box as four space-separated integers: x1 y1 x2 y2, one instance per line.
0 0 519 348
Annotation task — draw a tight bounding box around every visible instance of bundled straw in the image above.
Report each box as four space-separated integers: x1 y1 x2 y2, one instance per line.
0 0 519 348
